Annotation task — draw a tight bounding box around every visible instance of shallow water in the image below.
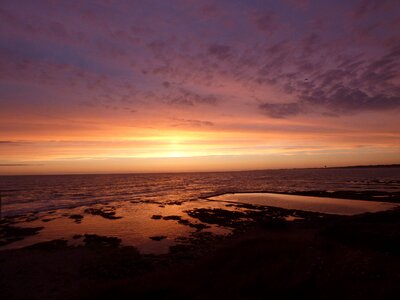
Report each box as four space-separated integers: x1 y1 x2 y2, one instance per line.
207 193 400 215
1 167 399 216
0 199 234 253
1 167 399 254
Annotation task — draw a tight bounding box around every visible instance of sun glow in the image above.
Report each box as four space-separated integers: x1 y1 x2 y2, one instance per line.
167 151 187 158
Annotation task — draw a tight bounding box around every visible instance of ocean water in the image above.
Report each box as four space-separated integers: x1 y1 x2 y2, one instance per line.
1 167 400 217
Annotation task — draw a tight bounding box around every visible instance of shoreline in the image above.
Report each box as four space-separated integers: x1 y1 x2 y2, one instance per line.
1 190 400 251
2 189 400 299
2 190 399 251
2 189 400 219
2 206 400 299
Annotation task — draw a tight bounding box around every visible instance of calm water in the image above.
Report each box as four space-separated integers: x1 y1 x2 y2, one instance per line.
208 193 399 215
1 167 400 217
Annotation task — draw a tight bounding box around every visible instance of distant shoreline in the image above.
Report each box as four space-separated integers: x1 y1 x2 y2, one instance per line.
0 163 399 177
319 164 400 169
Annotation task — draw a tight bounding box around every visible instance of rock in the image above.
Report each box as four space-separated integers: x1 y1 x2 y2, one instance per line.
177 219 210 231
149 236 167 241
24 239 68 250
189 223 210 231
165 201 182 206
69 214 84 223
42 218 56 222
83 234 122 247
163 215 182 221
84 208 122 220
185 208 246 227
0 225 44 239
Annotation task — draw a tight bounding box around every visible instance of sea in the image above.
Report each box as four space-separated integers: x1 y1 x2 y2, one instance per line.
2 167 400 217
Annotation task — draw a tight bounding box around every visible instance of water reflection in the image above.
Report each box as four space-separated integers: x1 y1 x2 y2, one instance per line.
208 193 399 215
0 200 233 253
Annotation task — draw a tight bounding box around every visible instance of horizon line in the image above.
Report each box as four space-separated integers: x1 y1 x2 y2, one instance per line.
1 163 399 177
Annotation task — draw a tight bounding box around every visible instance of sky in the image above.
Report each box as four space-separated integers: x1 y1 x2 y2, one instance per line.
0 0 399 175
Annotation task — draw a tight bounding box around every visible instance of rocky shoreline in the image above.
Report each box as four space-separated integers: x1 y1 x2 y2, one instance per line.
1 192 400 299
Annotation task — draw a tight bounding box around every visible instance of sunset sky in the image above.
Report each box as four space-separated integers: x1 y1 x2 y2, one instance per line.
1 0 399 174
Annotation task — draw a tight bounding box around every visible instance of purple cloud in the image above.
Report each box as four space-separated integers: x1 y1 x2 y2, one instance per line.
253 12 279 35
259 102 303 118
208 44 232 61
1 0 399 123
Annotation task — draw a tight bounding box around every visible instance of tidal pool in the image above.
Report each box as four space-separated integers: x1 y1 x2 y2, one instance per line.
0 200 234 254
2 193 398 254
207 193 399 215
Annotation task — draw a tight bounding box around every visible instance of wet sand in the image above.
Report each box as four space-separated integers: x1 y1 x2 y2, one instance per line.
1 191 400 299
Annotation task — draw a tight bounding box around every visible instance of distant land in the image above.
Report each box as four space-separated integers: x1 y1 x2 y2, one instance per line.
323 164 400 169
1 164 399 177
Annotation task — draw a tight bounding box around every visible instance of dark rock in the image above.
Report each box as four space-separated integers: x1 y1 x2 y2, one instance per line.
177 219 191 225
177 219 210 231
235 203 264 210
163 215 182 221
149 236 167 241
185 208 246 227
24 239 68 250
165 201 182 206
41 218 56 222
24 216 39 222
83 234 122 248
151 215 163 220
69 214 84 223
84 208 122 220
0 237 23 246
189 223 210 231
0 225 43 239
